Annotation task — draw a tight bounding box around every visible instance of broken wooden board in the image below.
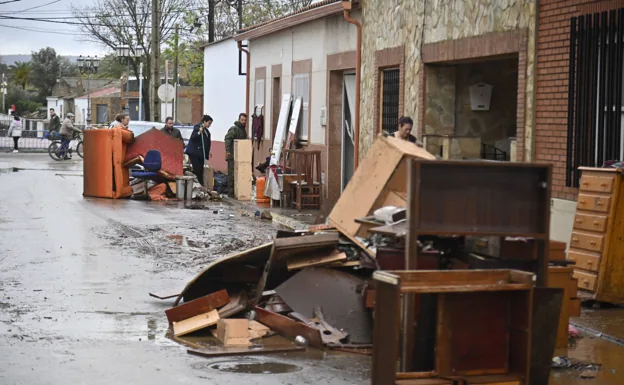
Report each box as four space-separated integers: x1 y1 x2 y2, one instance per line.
254 306 324 349
175 242 272 305
172 309 220 337
218 291 247 318
328 135 435 254
270 94 293 166
253 233 339 305
165 289 229 324
395 379 452 385
463 375 521 385
275 267 373 344
187 345 304 359
326 260 362 268
248 320 271 340
216 319 250 347
286 250 347 271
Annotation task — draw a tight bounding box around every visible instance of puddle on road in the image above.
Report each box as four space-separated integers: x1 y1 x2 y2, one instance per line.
208 360 302 374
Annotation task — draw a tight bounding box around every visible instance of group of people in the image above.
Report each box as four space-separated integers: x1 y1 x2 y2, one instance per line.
160 112 248 197
6 108 81 157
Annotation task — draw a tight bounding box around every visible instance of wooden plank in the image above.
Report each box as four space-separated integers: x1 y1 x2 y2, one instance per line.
328 136 408 238
372 280 403 385
463 375 520 384
234 157 253 200
286 250 347 270
254 306 323 349
270 94 293 166
395 379 452 385
172 309 220 337
187 345 304 358
165 289 229 324
216 319 250 346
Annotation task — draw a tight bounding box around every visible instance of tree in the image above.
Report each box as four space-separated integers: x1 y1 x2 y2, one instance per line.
9 61 32 89
72 0 191 121
96 54 125 79
30 48 74 98
165 1 314 88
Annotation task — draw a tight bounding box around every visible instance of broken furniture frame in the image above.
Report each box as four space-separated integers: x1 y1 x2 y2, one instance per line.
402 159 551 371
372 269 534 385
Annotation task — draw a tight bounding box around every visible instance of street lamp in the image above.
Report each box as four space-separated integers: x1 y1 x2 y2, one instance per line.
115 46 144 116
77 55 100 124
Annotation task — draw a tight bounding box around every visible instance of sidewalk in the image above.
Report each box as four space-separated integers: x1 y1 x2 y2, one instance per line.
223 196 322 231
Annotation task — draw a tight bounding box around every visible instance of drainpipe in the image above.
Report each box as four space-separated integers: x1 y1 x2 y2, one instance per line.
237 40 251 136
342 0 361 168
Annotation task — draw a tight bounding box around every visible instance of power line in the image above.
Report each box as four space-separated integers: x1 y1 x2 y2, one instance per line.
0 0 21 5
0 23 90 36
15 0 60 13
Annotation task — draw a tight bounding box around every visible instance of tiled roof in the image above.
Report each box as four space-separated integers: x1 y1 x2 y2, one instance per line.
76 86 121 99
237 0 343 34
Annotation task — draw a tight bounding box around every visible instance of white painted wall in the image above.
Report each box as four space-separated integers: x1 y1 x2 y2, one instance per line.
74 98 89 125
203 38 247 141
247 11 360 145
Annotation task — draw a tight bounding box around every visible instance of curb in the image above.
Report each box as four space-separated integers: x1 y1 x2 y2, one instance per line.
222 197 310 231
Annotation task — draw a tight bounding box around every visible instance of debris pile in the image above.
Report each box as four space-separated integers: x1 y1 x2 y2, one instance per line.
157 228 377 357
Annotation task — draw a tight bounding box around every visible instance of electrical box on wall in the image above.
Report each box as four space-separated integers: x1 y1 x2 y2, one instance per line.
469 83 493 111
320 106 327 126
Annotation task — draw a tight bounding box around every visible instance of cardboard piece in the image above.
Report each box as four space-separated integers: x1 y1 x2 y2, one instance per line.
172 309 220 337
328 135 435 256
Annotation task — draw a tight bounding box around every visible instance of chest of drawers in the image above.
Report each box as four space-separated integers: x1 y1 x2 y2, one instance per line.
568 167 624 304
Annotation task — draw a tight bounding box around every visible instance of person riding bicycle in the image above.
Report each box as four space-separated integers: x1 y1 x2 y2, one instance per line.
59 112 82 159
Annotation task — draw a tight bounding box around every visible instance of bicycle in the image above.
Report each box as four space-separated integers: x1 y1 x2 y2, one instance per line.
47 131 83 161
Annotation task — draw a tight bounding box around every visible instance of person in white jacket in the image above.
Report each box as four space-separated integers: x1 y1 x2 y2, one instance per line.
7 114 22 153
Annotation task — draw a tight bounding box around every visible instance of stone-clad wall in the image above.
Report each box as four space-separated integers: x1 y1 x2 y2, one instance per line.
359 0 537 161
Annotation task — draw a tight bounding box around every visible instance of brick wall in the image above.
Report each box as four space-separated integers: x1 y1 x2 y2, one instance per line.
535 0 623 200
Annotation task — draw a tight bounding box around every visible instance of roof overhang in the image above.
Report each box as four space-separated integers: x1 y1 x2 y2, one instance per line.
234 1 351 42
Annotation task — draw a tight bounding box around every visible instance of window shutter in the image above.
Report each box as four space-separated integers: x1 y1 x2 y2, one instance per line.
294 73 310 141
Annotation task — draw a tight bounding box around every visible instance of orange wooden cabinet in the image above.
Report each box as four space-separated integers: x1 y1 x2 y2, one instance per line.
569 168 624 304
83 128 134 199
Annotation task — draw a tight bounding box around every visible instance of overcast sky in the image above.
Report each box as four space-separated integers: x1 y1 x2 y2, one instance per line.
0 0 106 56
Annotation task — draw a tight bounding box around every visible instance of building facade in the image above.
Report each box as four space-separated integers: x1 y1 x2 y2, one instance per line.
358 0 537 163
235 0 360 212
534 0 624 241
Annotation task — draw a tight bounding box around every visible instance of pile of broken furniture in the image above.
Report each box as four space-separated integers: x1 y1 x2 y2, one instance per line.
158 135 574 385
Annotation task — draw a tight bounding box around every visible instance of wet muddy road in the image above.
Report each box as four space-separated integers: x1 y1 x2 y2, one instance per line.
0 154 370 385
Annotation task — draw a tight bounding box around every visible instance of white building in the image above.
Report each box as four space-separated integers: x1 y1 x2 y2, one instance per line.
201 37 247 172
234 0 360 211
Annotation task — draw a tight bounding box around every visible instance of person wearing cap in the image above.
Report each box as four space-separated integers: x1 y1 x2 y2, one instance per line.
59 112 81 159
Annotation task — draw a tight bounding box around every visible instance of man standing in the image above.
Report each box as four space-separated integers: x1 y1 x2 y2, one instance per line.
59 112 81 159
48 108 61 136
161 116 183 141
224 113 248 197
185 115 213 185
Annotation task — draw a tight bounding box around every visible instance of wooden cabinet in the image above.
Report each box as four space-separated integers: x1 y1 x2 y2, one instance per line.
569 167 624 304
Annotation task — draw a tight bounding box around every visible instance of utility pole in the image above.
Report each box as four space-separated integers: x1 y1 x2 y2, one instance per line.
237 0 242 30
138 62 143 121
151 0 161 122
208 0 215 42
174 25 179 122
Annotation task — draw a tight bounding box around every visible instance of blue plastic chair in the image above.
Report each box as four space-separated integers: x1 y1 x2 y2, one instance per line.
131 150 164 198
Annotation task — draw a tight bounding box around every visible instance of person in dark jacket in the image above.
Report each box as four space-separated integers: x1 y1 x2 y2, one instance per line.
391 116 418 143
185 114 213 186
161 116 183 141
224 113 248 197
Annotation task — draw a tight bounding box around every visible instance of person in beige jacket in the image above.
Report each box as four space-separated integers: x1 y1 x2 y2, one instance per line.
59 112 81 159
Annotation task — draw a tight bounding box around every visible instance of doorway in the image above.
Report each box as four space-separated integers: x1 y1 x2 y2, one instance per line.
342 73 356 191
271 76 281 141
